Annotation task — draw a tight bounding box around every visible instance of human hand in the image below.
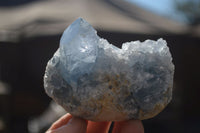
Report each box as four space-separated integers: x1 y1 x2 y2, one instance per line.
46 113 144 133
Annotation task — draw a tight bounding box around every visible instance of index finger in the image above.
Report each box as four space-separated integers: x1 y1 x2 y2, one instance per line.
87 121 112 133
112 119 144 133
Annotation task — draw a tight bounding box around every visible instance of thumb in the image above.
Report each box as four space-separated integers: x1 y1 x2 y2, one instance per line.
47 117 87 133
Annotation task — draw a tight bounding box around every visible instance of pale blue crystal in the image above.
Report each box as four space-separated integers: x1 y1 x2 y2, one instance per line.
44 18 174 121
59 18 99 84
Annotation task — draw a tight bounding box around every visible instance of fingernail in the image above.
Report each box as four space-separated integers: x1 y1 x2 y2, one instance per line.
68 116 84 124
68 117 75 124
51 117 87 133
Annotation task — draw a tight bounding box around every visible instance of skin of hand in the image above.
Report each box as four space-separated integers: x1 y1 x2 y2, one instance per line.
46 113 144 133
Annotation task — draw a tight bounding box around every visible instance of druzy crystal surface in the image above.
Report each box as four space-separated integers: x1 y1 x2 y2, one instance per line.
44 18 174 121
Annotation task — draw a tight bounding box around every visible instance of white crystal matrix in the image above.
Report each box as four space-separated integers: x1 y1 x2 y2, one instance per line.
44 18 174 121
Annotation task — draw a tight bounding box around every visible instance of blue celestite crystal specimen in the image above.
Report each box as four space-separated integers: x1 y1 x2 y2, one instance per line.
44 18 174 121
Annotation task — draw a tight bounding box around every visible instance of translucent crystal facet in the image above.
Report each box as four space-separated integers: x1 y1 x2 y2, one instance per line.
44 18 174 121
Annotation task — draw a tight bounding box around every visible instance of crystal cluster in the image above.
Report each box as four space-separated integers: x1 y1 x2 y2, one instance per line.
44 18 174 121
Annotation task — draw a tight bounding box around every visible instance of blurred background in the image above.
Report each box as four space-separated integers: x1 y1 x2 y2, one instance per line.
0 0 200 132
